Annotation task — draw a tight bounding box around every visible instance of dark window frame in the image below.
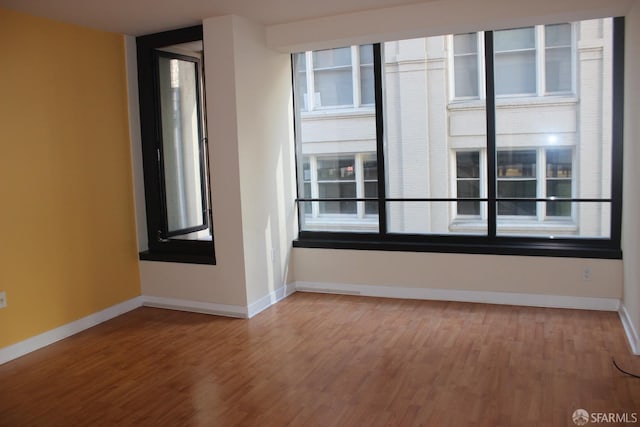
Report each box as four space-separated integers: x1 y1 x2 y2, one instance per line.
293 17 624 260
136 25 216 265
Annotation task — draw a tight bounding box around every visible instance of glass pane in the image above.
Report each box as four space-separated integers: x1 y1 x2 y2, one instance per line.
457 200 480 216
497 150 536 177
456 151 480 178
495 18 612 238
457 180 480 198
384 35 486 234
317 156 356 181
302 159 311 181
363 154 378 180
360 65 375 105
313 47 352 68
547 180 572 216
294 53 308 110
453 33 477 54
545 24 571 47
547 179 571 197
457 181 480 215
298 202 377 232
294 45 378 232
364 182 378 214
313 47 353 107
359 45 374 65
497 180 537 216
314 69 353 107
387 201 487 235
546 149 572 177
157 56 204 234
303 183 312 214
318 183 356 214
498 202 609 238
495 51 536 95
546 47 572 92
454 55 479 97
494 27 535 51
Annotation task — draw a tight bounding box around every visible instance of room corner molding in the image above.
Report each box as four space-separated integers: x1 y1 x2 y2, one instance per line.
247 283 297 318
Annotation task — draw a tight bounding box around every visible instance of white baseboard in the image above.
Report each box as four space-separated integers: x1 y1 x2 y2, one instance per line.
619 304 640 355
142 295 248 318
247 283 297 318
142 284 297 319
0 297 143 366
294 281 620 312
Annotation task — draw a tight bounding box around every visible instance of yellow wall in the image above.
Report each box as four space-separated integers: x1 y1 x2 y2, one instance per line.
0 8 141 348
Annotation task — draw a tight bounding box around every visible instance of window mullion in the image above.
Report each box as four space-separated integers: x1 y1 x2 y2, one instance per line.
355 154 365 218
310 155 319 217
484 31 497 238
373 43 387 235
537 25 545 96
306 51 315 111
479 31 487 100
538 148 546 222
352 46 361 108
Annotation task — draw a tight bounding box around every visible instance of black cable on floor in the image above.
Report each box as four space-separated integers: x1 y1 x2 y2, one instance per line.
612 358 640 379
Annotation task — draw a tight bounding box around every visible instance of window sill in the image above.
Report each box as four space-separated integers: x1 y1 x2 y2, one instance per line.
139 250 216 265
293 233 621 259
301 216 378 232
300 107 375 120
448 95 578 110
450 219 579 235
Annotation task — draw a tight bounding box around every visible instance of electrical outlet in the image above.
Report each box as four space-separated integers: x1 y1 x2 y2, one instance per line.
583 267 592 281
0 291 6 309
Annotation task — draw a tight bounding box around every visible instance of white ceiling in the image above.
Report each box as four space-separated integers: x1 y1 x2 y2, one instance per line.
0 0 439 36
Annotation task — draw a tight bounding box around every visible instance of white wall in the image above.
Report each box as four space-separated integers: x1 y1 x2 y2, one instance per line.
622 1 640 353
293 248 622 302
266 0 633 53
231 16 297 305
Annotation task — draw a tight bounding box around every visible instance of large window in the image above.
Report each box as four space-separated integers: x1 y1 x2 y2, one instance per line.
137 26 215 264
293 17 623 258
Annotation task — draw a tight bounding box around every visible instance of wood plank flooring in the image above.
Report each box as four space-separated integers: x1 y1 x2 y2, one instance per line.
0 293 639 426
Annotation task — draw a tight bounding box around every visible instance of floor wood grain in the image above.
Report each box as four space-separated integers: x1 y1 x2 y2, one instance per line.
1 293 639 426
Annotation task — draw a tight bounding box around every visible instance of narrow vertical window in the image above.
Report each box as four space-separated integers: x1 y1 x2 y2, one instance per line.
137 26 215 264
313 47 353 107
456 151 481 215
157 54 207 237
453 33 480 98
293 46 378 232
359 45 375 105
494 27 536 96
545 23 573 93
546 148 573 217
496 150 537 216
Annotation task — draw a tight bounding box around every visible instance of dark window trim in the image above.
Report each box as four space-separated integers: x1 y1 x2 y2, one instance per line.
293 17 624 260
137 25 216 265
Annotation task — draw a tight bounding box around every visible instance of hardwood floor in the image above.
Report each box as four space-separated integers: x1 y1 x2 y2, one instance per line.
1 293 639 426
